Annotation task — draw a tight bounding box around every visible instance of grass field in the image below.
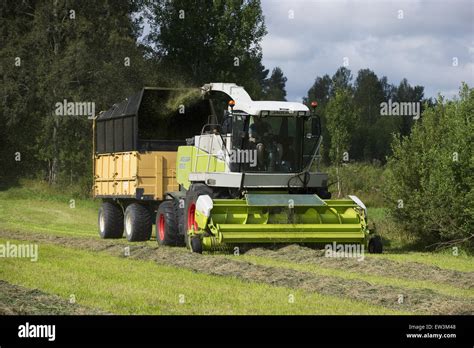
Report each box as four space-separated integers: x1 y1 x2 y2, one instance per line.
0 180 472 315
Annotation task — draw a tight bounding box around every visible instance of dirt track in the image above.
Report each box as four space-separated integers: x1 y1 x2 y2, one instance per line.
1 229 473 315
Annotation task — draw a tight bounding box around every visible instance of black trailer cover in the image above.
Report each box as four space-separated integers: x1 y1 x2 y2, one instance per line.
95 87 210 153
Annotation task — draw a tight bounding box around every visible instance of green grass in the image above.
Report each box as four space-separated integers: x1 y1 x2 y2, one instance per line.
0 198 99 237
367 209 473 272
226 254 474 299
0 181 471 272
0 180 472 315
0 239 404 315
324 163 386 207
367 207 415 250
0 179 91 201
367 207 387 220
367 252 474 273
0 180 99 237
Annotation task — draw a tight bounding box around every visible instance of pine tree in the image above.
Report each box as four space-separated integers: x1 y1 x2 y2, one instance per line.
263 67 287 101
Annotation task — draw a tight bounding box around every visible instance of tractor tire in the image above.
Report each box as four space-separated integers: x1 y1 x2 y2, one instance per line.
98 201 124 239
184 184 214 251
368 235 383 254
190 236 203 254
156 201 180 246
172 197 186 247
124 203 152 242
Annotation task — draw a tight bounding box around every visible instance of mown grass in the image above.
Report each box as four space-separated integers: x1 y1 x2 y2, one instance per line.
225 255 473 299
0 239 405 315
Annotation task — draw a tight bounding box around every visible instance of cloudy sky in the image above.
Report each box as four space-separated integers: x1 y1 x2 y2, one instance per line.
260 0 474 101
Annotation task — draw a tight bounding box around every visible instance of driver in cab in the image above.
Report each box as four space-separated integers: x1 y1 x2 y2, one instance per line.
248 117 283 171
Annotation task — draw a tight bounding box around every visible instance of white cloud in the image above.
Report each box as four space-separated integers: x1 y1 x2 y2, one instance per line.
261 0 474 101
261 36 312 60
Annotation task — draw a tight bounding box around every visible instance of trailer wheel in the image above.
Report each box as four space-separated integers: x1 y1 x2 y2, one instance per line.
184 184 214 250
368 235 383 254
98 202 124 239
124 203 152 242
156 201 180 246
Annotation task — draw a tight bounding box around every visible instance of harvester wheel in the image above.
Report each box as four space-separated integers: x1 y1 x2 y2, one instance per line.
368 235 383 254
317 188 332 199
124 203 152 242
190 237 203 254
184 184 214 250
98 201 123 239
173 198 186 247
156 201 179 246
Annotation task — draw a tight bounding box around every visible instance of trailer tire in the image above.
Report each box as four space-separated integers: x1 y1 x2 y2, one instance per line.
98 202 124 239
124 203 152 242
156 201 179 246
184 184 214 250
368 235 383 254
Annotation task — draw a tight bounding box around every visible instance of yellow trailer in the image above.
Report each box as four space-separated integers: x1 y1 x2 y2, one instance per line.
93 87 209 243
93 151 178 201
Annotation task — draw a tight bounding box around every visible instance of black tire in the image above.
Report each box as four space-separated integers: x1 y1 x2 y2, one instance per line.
317 188 332 199
124 203 152 242
98 201 123 239
368 235 383 254
184 184 214 251
156 201 180 246
190 236 203 254
173 197 186 247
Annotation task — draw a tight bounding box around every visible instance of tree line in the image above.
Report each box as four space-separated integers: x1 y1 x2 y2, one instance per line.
0 0 287 185
305 66 428 165
0 0 427 184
